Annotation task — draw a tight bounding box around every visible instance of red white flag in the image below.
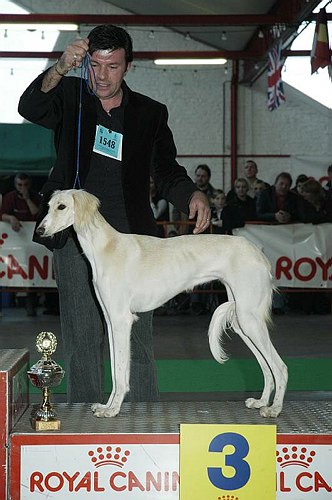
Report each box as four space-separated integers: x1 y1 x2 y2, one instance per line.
267 41 286 111
311 7 331 74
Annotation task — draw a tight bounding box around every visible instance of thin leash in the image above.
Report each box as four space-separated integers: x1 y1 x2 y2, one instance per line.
73 55 96 189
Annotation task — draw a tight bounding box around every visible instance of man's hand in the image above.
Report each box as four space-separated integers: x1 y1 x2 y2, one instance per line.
188 190 211 234
9 216 22 232
275 210 291 224
56 38 90 76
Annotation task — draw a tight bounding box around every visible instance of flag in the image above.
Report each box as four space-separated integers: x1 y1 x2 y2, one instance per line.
267 41 286 111
311 7 331 74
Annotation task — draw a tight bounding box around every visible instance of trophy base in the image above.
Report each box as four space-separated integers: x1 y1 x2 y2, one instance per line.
31 418 61 431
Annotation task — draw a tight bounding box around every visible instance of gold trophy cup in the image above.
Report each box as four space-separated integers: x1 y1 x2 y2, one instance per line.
27 331 65 431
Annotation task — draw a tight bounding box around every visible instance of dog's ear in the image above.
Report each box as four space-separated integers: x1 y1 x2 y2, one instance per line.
72 190 101 227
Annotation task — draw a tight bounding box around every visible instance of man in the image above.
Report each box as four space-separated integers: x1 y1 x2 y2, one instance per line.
18 25 210 404
194 164 215 204
227 159 264 201
256 172 298 223
1 173 41 316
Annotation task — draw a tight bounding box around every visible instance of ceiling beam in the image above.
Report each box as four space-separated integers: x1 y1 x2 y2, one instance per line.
0 12 326 26
0 50 320 60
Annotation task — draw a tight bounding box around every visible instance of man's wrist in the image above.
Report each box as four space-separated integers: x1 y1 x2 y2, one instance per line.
54 61 67 77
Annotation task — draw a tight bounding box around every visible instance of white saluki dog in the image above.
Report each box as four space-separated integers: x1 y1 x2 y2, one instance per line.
37 189 288 418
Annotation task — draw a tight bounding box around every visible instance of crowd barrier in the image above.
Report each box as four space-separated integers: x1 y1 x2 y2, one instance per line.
0 221 331 293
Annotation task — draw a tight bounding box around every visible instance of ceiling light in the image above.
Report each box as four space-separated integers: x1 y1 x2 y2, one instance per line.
0 23 78 32
154 58 227 66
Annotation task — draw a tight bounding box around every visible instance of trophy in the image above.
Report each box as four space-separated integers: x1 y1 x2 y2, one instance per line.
27 331 65 431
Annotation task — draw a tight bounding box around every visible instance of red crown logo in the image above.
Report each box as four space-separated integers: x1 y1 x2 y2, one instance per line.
88 446 131 468
277 446 316 468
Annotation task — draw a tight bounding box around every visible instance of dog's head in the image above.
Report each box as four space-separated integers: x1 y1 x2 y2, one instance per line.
36 189 101 237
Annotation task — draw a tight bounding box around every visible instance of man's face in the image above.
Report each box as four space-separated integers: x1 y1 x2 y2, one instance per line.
195 168 210 188
89 48 131 101
244 162 257 179
15 178 30 195
275 176 291 196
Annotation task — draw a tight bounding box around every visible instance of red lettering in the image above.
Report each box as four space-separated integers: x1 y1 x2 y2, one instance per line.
7 255 27 279
146 472 161 492
62 472 79 492
275 257 292 280
128 471 145 491
75 472 91 492
314 471 332 492
172 472 179 491
294 258 316 281
0 256 5 278
28 255 49 279
110 471 126 491
30 472 44 492
94 471 105 492
44 472 64 492
316 257 332 281
297 472 312 492
279 471 291 492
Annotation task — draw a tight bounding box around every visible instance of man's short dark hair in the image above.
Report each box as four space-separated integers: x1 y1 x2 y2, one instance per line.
328 164 332 173
88 25 133 64
275 172 292 186
195 164 211 178
15 172 30 182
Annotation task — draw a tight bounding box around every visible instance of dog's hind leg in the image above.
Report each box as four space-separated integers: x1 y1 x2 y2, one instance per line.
235 310 288 418
92 310 135 418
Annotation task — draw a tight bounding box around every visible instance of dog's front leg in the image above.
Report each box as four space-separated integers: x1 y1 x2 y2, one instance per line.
92 314 133 418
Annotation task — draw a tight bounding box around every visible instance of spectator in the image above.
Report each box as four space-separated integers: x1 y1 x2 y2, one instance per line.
194 164 215 205
253 179 268 198
150 177 169 237
291 174 309 196
256 172 298 223
298 179 332 224
1 173 41 316
227 178 256 222
228 160 267 201
211 189 245 234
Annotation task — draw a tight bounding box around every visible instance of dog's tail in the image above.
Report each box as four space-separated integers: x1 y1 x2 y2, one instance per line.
208 301 237 364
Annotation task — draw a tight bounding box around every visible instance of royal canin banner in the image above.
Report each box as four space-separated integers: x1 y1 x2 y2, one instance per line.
9 434 332 499
234 223 332 289
0 221 55 287
0 222 332 289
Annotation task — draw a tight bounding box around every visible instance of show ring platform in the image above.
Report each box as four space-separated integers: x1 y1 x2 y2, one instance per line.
2 349 332 499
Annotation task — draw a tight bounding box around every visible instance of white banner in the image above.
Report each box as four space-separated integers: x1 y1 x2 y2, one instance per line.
234 223 332 289
0 221 55 287
1 222 332 289
10 434 332 499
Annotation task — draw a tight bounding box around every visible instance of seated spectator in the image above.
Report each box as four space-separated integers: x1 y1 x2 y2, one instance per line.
227 160 267 201
298 179 332 224
210 189 245 234
227 178 256 221
256 172 298 223
291 174 309 196
253 180 268 198
171 163 214 235
1 173 42 316
150 177 169 237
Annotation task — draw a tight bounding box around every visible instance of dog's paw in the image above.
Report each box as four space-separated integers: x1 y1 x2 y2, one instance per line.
245 397 268 409
91 403 120 418
259 405 282 418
